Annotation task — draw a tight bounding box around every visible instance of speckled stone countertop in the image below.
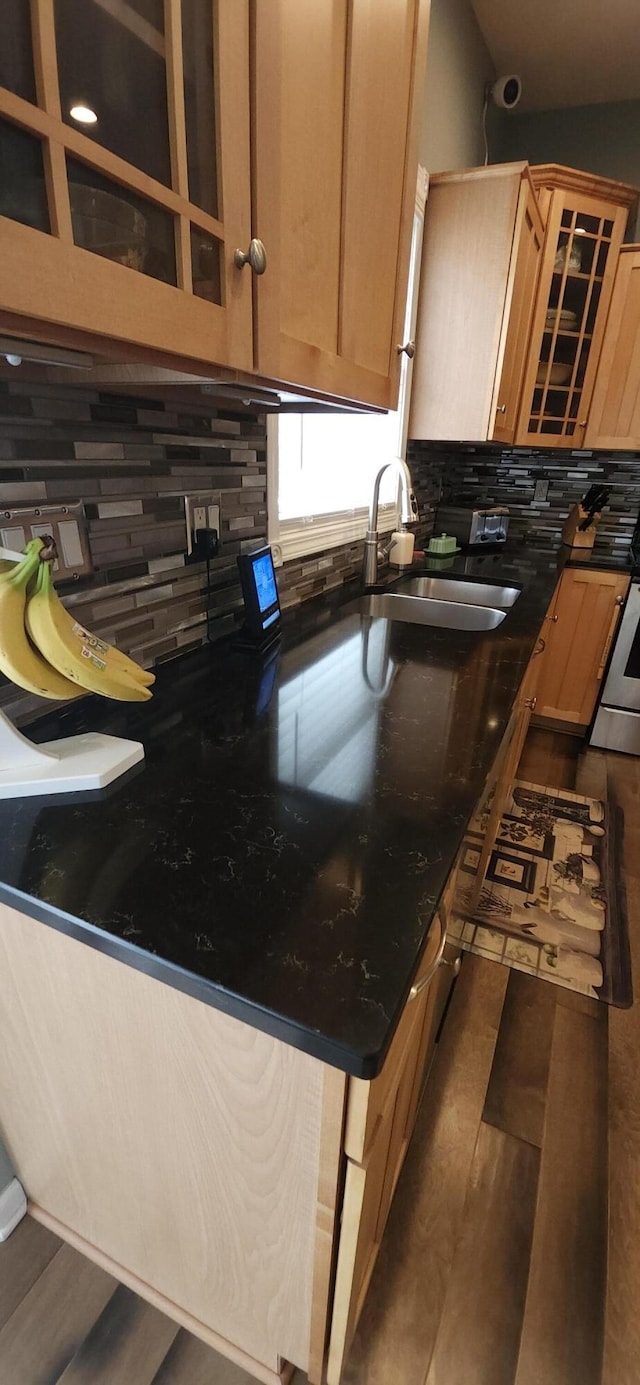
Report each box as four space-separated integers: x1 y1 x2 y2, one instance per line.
0 542 570 1077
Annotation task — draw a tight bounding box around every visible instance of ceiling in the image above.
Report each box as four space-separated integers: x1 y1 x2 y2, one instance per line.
471 0 640 111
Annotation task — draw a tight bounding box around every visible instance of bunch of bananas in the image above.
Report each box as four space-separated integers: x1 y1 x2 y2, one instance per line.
0 538 154 703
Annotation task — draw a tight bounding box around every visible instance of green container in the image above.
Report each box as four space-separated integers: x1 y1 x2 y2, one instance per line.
427 532 458 555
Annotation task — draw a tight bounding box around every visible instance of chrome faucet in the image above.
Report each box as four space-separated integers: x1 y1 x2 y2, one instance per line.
363 458 417 587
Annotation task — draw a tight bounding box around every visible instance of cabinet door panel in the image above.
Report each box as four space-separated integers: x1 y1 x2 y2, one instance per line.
0 2 254 372
410 165 525 441
253 0 426 408
340 0 415 381
275 0 346 355
586 248 640 449
535 568 630 724
515 186 629 449
491 177 544 443
327 985 431 1385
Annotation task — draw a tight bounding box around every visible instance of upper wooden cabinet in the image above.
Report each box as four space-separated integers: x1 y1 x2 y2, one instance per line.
517 165 637 448
0 0 428 409
585 245 640 449
409 162 638 447
252 0 428 410
0 1 254 373
409 162 544 443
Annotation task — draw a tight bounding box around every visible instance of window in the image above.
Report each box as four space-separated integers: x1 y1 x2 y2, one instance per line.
268 170 427 564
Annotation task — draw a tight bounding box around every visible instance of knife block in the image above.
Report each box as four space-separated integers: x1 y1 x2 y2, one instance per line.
562 504 600 550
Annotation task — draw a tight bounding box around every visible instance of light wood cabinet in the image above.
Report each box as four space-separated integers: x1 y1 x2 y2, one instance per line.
327 906 459 1385
409 162 638 448
253 0 429 409
534 566 630 726
0 1 254 374
409 162 544 443
0 887 459 1385
0 0 429 408
516 166 637 449
585 245 640 449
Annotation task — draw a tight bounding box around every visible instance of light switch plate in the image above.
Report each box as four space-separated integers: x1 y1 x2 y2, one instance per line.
184 493 220 555
0 501 92 580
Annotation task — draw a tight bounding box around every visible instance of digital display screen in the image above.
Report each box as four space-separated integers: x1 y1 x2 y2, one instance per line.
237 546 281 646
252 552 278 613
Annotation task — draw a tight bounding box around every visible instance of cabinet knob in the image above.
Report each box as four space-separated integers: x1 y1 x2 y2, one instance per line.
523 696 537 710
578 419 587 427
397 340 415 358
615 594 625 605
496 404 507 414
234 239 267 275
545 613 558 622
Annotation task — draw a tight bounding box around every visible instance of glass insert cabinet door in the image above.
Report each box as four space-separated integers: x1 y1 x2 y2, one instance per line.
516 181 632 448
0 1 252 371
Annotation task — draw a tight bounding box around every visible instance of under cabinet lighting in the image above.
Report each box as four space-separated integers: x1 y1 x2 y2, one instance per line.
69 104 98 125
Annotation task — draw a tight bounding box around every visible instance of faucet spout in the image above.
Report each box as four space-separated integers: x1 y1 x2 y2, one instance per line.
363 458 416 588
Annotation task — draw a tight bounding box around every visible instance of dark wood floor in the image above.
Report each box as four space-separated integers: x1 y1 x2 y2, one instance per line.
0 729 638 1385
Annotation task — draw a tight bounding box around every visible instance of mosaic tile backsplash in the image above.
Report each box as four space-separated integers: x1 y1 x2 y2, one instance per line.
408 441 640 558
0 380 266 723
0 372 639 727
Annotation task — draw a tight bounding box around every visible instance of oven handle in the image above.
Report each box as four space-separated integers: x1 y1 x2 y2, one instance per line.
597 594 626 680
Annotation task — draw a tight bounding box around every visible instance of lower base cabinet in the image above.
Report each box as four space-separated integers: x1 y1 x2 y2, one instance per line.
534 566 630 727
327 889 462 1384
0 893 461 1385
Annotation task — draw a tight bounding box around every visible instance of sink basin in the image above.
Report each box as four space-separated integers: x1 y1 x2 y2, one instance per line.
394 576 521 608
359 592 507 630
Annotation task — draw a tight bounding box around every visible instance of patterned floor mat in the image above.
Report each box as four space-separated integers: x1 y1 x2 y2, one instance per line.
448 778 632 1006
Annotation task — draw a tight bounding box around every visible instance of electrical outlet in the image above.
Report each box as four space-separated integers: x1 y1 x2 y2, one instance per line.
184 494 220 554
533 479 549 503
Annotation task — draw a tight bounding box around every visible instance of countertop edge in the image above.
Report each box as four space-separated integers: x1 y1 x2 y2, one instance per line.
0 880 388 1079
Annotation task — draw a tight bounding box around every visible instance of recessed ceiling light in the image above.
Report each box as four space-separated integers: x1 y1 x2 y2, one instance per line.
575 227 587 235
69 104 97 125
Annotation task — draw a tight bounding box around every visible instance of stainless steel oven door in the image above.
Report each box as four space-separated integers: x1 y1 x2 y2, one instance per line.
601 580 640 710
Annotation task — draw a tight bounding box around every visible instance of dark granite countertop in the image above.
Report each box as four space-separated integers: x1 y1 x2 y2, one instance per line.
565 549 635 575
0 542 571 1077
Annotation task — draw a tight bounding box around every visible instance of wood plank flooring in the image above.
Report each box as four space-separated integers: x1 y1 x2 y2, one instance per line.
0 727 636 1385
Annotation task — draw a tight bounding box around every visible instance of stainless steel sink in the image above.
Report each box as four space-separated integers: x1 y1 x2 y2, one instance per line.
394 576 521 608
359 592 507 630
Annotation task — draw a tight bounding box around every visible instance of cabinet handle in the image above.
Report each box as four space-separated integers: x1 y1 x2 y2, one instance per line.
397 340 415 358
441 956 461 977
533 636 546 656
234 239 267 275
409 911 446 1000
523 696 537 710
496 404 507 414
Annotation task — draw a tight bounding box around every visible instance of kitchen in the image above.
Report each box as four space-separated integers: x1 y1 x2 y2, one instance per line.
0 0 637 1379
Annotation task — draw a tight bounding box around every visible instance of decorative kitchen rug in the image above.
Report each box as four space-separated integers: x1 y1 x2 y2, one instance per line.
447 778 632 1007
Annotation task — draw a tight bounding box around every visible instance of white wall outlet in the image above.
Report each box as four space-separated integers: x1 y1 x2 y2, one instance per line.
533 479 549 503
184 494 220 554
